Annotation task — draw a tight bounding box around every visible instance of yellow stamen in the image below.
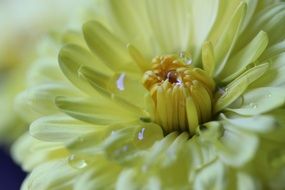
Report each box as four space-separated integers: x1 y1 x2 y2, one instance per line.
142 54 215 134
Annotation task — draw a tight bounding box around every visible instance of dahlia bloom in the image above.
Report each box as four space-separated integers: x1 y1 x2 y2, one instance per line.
14 0 285 189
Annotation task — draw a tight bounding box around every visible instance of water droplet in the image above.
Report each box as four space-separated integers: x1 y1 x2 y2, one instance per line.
249 103 257 109
186 59 192 65
138 128 145 140
179 51 192 65
176 79 183 86
68 154 88 169
179 51 185 58
218 87 228 95
116 73 126 91
133 123 164 148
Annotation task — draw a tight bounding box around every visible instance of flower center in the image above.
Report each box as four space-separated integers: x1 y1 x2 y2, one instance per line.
142 54 215 134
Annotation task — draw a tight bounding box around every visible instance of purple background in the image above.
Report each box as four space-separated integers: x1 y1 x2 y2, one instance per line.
0 147 26 190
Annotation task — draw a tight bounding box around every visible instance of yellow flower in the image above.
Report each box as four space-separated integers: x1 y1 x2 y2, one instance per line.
14 0 285 189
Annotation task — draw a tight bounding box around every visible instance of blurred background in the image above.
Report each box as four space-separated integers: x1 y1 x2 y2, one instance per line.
0 148 26 189
0 0 95 189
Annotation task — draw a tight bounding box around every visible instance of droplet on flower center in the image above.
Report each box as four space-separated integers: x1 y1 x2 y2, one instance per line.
142 54 215 135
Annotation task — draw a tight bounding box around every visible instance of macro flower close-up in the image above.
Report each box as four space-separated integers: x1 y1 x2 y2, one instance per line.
2 0 285 189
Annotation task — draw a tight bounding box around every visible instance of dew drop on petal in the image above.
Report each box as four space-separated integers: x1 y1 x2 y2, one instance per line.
138 128 145 140
68 154 88 169
116 73 126 91
133 123 163 149
176 78 183 86
217 87 227 95
186 58 192 65
179 51 192 65
179 51 185 58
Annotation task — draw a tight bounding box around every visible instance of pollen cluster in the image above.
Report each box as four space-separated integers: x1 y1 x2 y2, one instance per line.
142 54 215 134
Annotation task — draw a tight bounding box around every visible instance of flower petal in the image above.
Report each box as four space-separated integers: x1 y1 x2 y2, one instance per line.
214 63 268 113
193 160 228 190
213 2 247 76
237 3 285 48
11 133 68 171
116 168 163 190
216 123 259 166
27 58 64 86
251 52 285 88
74 156 121 190
55 96 141 125
221 114 275 133
58 44 110 95
83 21 137 72
67 121 164 160
21 160 79 190
30 114 97 143
146 0 191 53
79 65 146 108
106 0 156 58
146 0 219 61
227 87 285 115
220 31 268 82
202 41 215 77
15 83 78 122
